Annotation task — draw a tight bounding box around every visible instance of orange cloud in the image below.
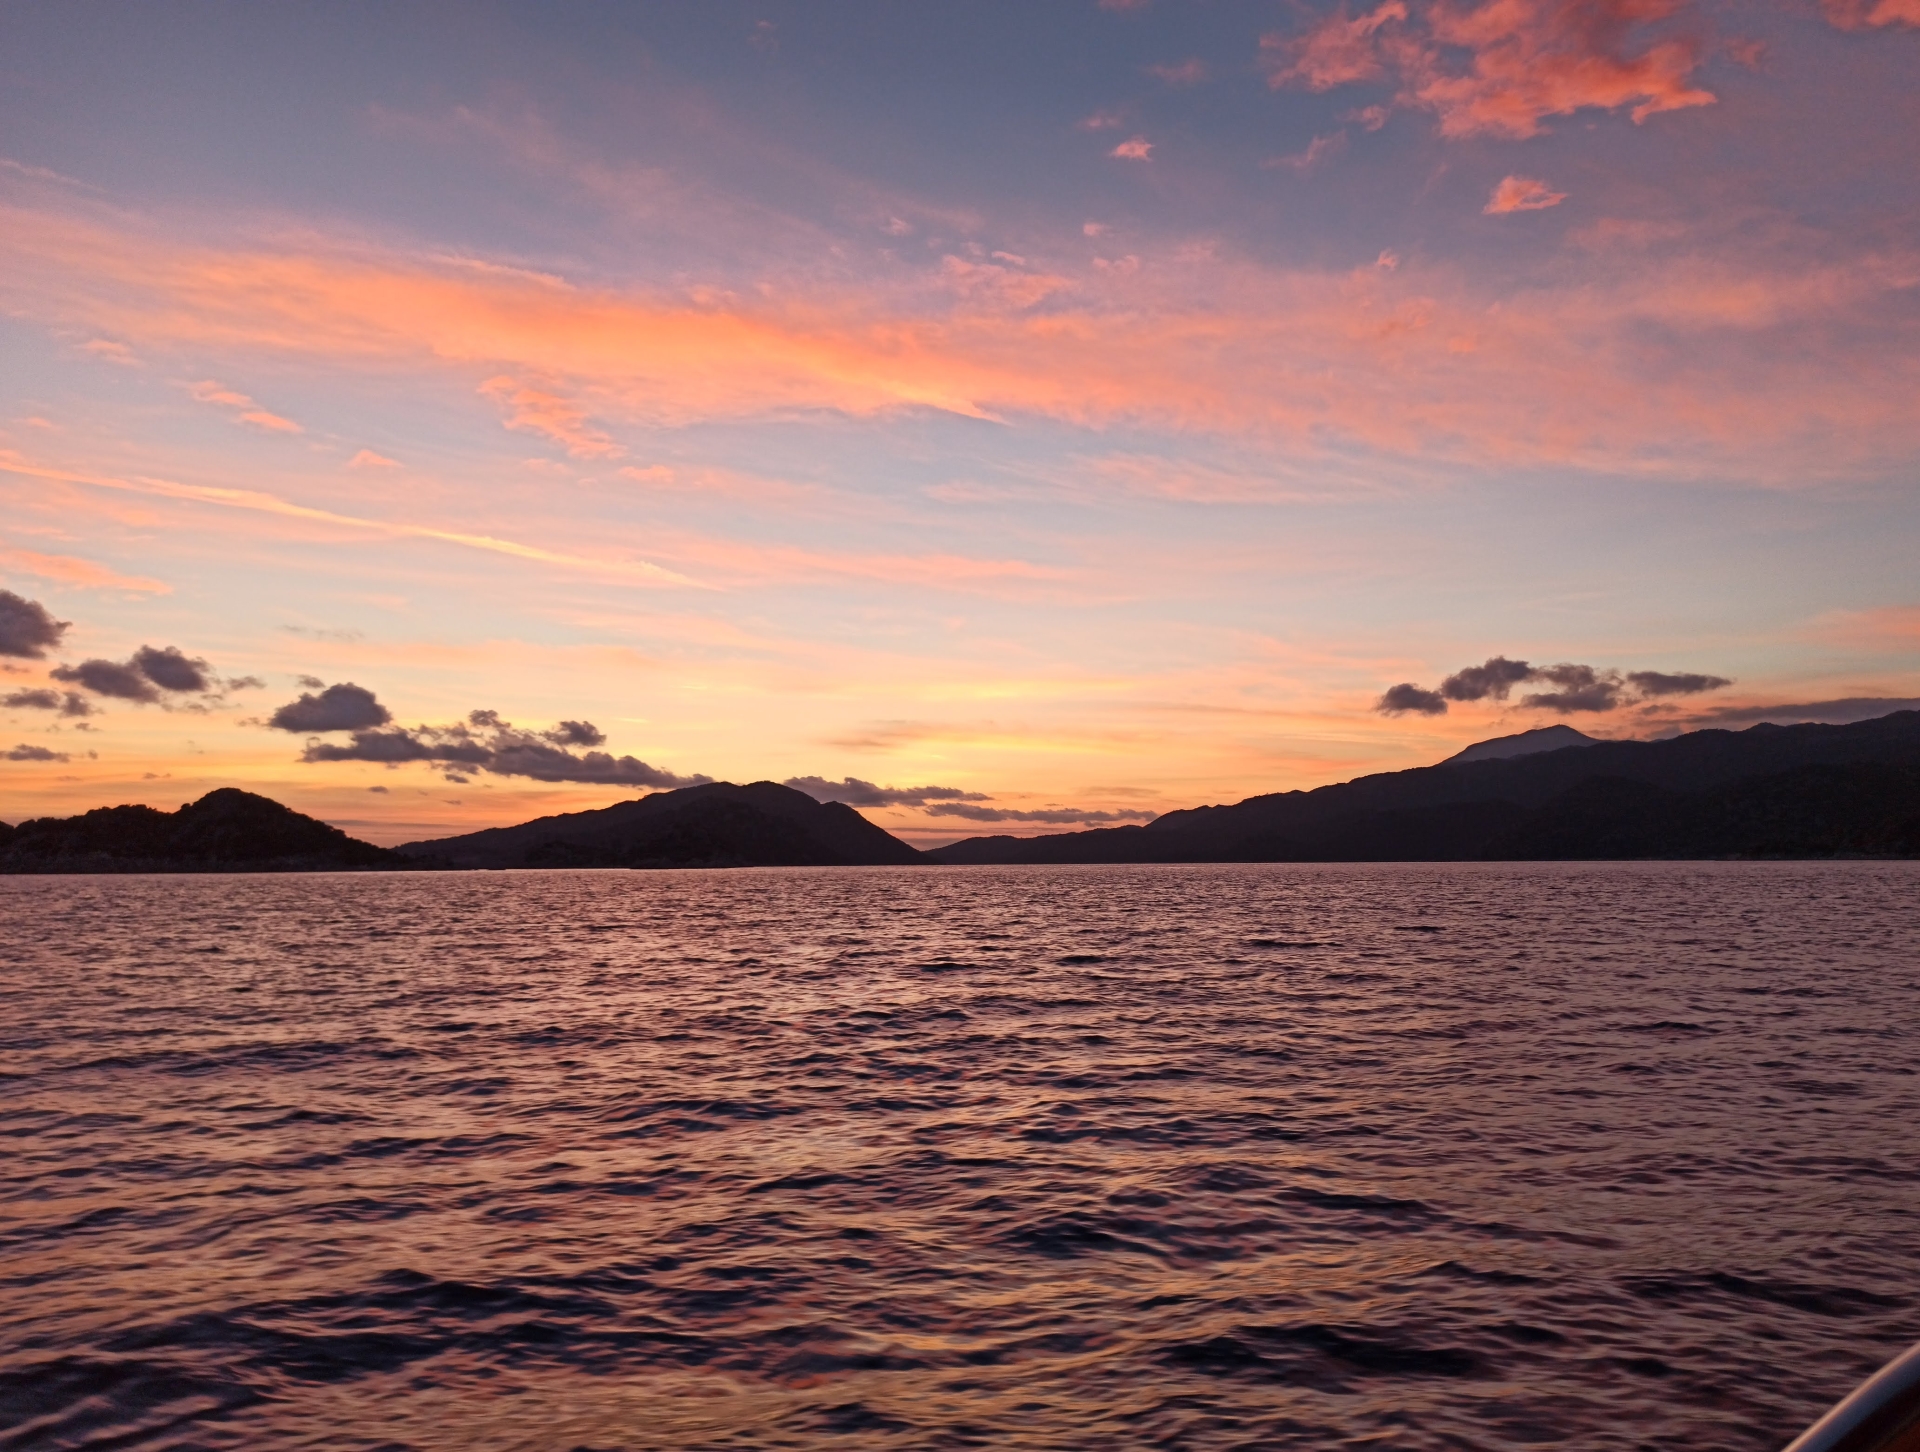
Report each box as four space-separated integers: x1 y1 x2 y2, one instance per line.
477 375 623 458
188 379 302 433
1266 0 1715 139
1110 136 1154 160
0 538 169 592
1821 0 1920 26
346 449 400 469
1485 175 1569 213
5 203 1919 482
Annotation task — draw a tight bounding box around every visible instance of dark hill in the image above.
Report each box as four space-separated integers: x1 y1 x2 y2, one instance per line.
926 712 1920 863
0 788 395 873
397 780 919 869
1440 723 1596 766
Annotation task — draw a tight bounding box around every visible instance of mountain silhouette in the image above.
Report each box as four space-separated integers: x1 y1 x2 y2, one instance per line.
1438 723 1597 766
9 714 1918 873
927 712 1920 863
397 780 920 869
0 788 394 872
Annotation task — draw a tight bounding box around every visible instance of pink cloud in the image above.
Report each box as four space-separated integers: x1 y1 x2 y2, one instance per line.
1146 59 1208 85
188 379 302 433
1264 2 1409 89
347 449 401 469
1821 0 1920 27
1110 136 1154 160
1485 175 1569 213
1266 133 1347 170
1077 109 1127 131
1265 0 1716 139
477 376 624 458
940 255 1068 311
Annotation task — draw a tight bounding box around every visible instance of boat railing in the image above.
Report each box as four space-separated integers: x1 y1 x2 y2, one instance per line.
1784 1343 1920 1452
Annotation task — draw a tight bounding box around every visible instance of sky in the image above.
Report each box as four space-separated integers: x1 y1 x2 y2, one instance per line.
2 0 1917 847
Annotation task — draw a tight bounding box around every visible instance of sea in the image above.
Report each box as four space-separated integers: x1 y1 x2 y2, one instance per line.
2 862 1917 1451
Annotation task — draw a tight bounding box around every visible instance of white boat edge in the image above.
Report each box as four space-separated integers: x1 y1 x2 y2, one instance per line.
1784 1343 1920 1452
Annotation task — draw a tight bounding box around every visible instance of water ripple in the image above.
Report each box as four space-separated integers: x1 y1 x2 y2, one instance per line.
1 861 1916 1449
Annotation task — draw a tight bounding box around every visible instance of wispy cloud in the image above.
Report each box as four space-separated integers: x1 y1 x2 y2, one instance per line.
1266 133 1347 171
1145 58 1208 85
5 197 1919 486
1820 0 1920 29
478 375 624 458
0 457 700 587
188 380 302 433
924 801 1156 825
0 539 169 592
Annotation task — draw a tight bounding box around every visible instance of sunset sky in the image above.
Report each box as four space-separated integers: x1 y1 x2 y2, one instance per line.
3 0 1918 845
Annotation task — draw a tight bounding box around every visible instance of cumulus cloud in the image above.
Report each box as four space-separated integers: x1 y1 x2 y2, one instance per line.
1440 655 1537 702
1520 663 1625 713
1 688 94 717
1377 682 1449 715
1378 655 1733 715
0 589 70 659
267 682 393 732
545 719 607 747
784 775 991 808
1485 175 1568 213
923 803 1157 825
131 645 214 693
299 708 708 788
51 657 159 701
52 644 219 704
1263 0 1715 140
5 743 69 762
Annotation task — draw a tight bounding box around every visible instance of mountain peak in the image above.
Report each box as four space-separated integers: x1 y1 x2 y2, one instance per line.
1439 724 1599 767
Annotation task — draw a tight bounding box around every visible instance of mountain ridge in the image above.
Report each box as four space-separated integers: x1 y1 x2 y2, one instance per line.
926 712 1920 863
396 780 919 869
8 713 1919 871
0 788 396 873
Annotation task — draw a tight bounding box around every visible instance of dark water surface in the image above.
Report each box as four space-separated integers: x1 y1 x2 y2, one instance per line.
3 863 1917 1451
